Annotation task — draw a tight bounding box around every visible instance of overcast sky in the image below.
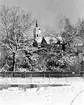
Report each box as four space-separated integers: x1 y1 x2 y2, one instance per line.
0 0 84 30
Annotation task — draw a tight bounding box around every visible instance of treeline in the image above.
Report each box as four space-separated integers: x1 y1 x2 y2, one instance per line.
0 5 84 72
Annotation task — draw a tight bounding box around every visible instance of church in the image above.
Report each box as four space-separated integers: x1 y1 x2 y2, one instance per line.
33 20 63 48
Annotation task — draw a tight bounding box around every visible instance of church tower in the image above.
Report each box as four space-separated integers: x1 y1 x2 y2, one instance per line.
33 20 42 43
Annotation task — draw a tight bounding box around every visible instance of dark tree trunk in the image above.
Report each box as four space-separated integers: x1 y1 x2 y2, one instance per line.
12 52 15 71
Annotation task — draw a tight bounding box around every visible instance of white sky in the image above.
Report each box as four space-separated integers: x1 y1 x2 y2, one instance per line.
0 0 84 30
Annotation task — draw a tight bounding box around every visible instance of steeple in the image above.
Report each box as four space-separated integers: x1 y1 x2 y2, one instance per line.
33 19 42 46
36 20 38 27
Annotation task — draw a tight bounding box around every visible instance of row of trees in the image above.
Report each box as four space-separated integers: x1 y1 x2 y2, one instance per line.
43 17 84 72
0 5 84 72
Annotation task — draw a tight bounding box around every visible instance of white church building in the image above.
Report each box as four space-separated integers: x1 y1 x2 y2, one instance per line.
33 20 63 47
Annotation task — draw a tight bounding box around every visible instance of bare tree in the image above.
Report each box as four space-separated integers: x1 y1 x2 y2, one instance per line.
76 18 84 39
0 5 35 71
57 16 76 41
43 25 58 37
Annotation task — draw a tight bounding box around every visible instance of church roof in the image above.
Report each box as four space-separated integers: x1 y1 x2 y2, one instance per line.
35 35 60 45
44 36 51 44
44 36 58 44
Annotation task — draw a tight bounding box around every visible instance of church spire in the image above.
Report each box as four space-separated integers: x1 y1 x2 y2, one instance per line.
36 20 38 27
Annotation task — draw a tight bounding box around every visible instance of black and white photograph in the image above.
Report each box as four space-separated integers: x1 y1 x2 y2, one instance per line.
0 0 84 105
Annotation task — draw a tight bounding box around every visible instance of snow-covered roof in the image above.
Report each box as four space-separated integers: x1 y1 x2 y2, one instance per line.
44 36 58 44
44 36 52 44
35 35 63 45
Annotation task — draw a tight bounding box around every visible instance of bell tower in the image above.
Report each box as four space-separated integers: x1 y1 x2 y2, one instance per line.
33 20 42 40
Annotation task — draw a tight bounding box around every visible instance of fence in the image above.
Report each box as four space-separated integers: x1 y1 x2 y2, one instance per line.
0 71 84 78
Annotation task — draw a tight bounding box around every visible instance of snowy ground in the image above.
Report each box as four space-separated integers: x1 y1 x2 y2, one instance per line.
0 77 84 105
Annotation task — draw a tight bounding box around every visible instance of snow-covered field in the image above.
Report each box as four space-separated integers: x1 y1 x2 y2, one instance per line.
0 77 84 105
